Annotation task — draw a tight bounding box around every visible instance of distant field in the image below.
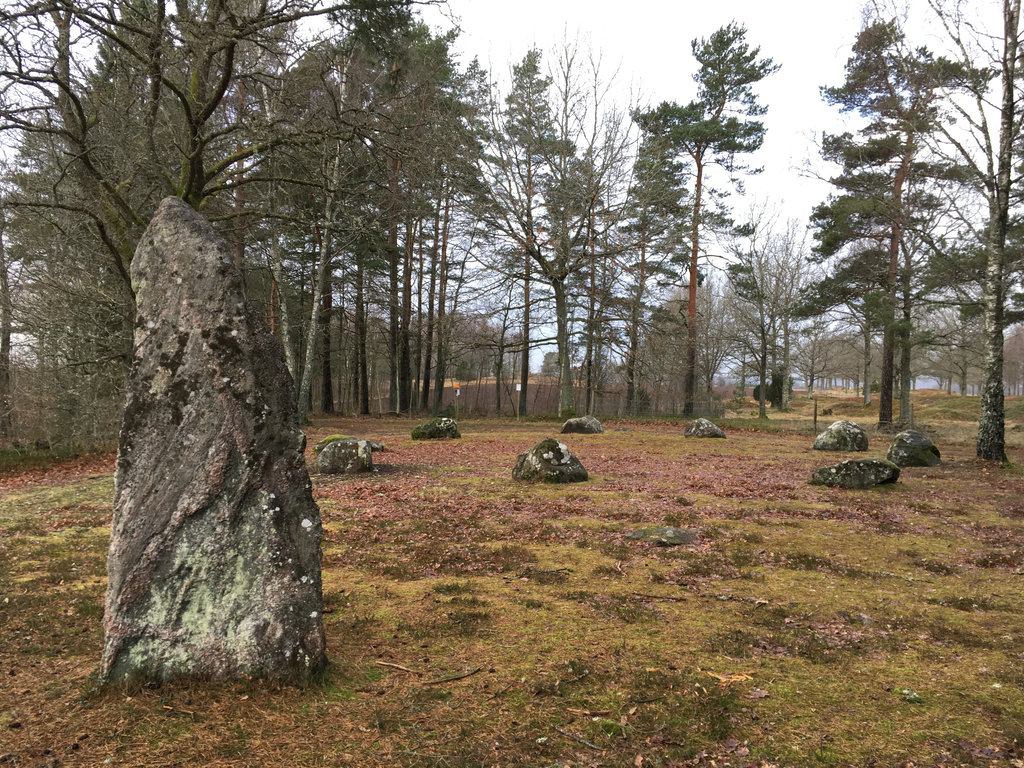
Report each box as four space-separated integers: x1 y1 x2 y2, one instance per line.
721 389 1024 449
1 414 1022 767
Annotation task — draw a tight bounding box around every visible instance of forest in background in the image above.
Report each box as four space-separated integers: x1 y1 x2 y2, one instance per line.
0 0 1022 460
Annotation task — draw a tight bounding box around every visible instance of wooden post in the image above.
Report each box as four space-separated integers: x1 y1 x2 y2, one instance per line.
813 398 818 434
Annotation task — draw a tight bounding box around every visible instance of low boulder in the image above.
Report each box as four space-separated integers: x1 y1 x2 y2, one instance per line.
813 420 868 452
411 417 460 440
561 415 603 434
513 438 588 483
887 430 940 467
625 526 698 547
316 439 373 475
811 458 900 489
314 434 384 454
684 418 726 438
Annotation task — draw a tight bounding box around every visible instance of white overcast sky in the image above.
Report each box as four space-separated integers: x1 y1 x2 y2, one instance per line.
421 0 870 227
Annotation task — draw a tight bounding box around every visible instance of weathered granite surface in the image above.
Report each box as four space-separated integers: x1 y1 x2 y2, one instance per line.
513 438 588 483
101 198 326 684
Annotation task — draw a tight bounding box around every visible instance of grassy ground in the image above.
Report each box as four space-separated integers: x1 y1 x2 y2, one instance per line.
1 396 1023 767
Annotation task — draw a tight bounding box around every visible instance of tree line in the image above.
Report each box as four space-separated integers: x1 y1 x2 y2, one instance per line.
0 0 1020 462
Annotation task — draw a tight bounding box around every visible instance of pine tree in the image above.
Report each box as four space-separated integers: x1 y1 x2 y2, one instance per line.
816 19 942 429
635 22 777 416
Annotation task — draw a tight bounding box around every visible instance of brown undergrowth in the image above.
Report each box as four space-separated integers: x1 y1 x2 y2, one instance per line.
1 418 1023 767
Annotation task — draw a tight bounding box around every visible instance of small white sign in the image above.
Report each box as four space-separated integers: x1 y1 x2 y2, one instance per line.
455 389 461 397
516 382 522 391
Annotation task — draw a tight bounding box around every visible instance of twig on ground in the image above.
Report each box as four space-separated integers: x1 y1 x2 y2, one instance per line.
375 660 421 675
517 566 573 578
553 725 602 750
487 680 516 700
421 667 482 686
632 592 687 602
161 705 195 716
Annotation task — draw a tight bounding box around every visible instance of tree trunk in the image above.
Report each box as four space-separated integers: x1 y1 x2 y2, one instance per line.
296 221 331 426
781 315 791 411
355 250 369 415
898 327 911 425
432 195 451 413
584 205 596 414
494 345 504 414
878 279 897 427
977 0 1019 462
553 277 574 417
387 158 401 413
422 195 442 408
269 232 298 381
413 220 424 410
319 275 334 415
684 160 704 417
626 298 641 416
862 319 872 406
399 218 414 414
519 249 530 417
758 331 768 419
898 245 912 425
0 213 12 438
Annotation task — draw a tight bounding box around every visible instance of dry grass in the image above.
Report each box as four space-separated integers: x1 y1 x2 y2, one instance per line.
2 407 1024 767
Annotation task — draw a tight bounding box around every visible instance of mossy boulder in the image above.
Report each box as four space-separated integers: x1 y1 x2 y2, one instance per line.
625 526 698 546
314 434 383 454
887 430 940 467
561 415 603 434
513 438 588 483
411 417 460 440
315 439 373 475
684 418 726 438
813 420 868 452
811 458 900 489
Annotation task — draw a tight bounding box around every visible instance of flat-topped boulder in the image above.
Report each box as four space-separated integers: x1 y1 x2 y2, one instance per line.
314 434 384 454
411 417 460 440
316 439 374 474
811 458 900 489
684 418 726 438
625 526 699 546
513 438 588 483
887 430 940 467
561 415 603 434
813 420 868 452
101 197 325 685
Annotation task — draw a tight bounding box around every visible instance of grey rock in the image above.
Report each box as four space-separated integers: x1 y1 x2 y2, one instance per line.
512 438 588 483
810 458 900 489
411 417 460 440
813 420 869 452
101 198 325 685
887 430 941 467
684 417 726 438
561 415 603 434
316 439 373 474
314 434 383 454
625 526 698 546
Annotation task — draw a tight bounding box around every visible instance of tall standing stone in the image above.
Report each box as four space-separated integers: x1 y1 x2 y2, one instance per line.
100 198 326 684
